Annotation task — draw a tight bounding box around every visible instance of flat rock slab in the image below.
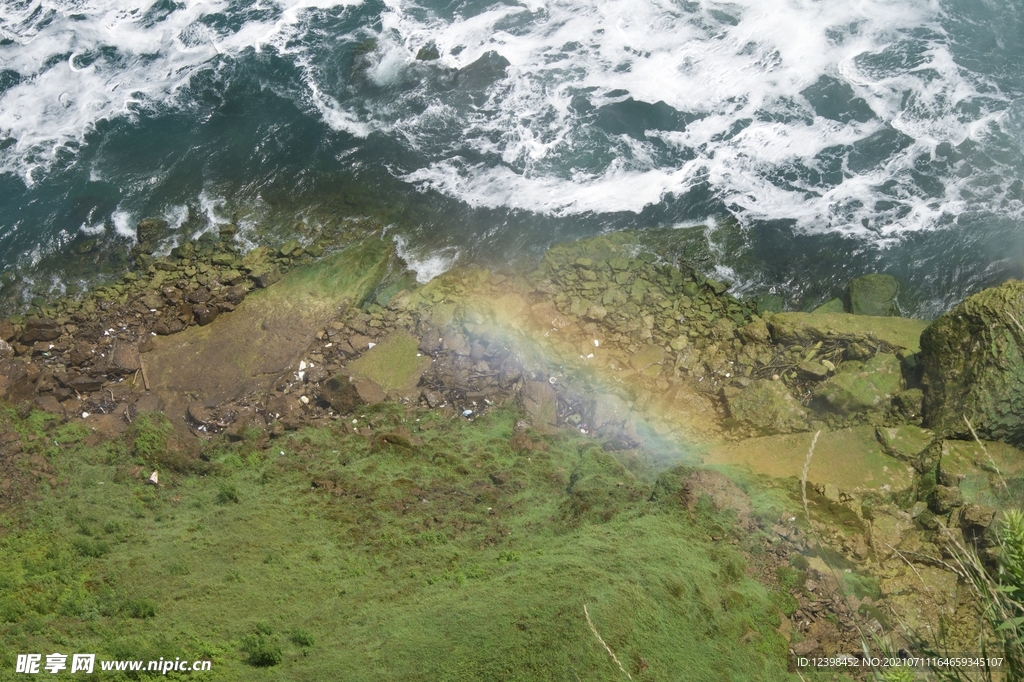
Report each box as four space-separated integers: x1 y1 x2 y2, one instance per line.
768 312 930 353
145 240 392 421
344 333 431 398
704 426 912 492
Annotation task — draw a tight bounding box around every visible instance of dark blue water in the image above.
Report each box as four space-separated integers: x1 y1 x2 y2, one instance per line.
2 0 1023 315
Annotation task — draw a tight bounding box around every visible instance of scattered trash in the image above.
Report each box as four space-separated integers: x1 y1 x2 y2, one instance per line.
299 360 307 371
81 412 90 418
367 342 376 349
462 409 474 417
548 376 557 384
148 470 159 485
300 395 310 405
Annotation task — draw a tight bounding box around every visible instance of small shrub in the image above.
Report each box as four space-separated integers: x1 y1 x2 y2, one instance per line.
290 629 315 647
122 598 157 619
72 538 109 558
216 483 239 504
242 633 282 667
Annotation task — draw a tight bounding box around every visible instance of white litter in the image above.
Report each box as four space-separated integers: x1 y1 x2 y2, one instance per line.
300 395 310 405
367 342 376 349
149 470 159 485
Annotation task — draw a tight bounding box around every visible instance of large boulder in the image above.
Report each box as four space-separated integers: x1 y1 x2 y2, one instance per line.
847 274 900 316
812 353 903 416
920 280 1024 444
726 379 808 434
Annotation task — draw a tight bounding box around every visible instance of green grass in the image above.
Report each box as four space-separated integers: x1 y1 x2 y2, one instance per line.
0 405 800 681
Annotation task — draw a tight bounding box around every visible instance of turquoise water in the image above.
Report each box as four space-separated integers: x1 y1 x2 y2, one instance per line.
1 0 1023 315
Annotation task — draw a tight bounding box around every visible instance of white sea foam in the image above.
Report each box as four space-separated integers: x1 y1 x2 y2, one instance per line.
364 0 1019 237
392 233 458 283
2 0 1021 248
0 0 368 182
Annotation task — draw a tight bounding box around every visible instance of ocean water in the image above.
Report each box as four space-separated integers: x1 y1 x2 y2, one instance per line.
1 0 1022 315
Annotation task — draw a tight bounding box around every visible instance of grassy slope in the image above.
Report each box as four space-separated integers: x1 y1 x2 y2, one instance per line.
0 406 802 681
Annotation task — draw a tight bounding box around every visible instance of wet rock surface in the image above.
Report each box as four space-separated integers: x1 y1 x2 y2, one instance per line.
921 278 1024 445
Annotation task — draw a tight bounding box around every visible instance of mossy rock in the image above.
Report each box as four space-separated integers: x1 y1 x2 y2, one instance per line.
920 279 1024 445
811 298 845 314
767 312 929 354
847 274 900 316
812 353 903 416
726 379 808 434
346 333 431 396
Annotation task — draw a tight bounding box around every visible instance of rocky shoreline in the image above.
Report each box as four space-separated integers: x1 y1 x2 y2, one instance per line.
1 220 1023 663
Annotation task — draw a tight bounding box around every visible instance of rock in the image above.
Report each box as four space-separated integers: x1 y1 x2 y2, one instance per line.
107 342 142 375
63 374 103 393
153 318 186 335
811 298 846 314
210 253 235 267
193 305 219 326
920 279 1024 444
0 320 16 342
796 360 830 380
0 359 35 402
705 278 729 295
520 381 557 428
737 317 770 344
416 43 440 60
867 505 914 559
136 218 169 244
320 376 365 414
847 274 900 316
224 285 249 305
279 239 301 257
630 344 665 371
726 379 808 434
353 377 386 404
768 312 928 353
33 394 64 416
892 388 924 421
20 318 61 343
132 394 164 415
585 304 607 321
812 353 903 416
251 266 281 289
591 393 630 431
929 484 963 514
875 424 933 461
186 403 214 426
958 504 996 546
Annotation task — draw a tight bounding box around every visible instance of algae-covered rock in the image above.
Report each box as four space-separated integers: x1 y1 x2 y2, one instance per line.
768 312 928 354
136 218 169 244
726 379 808 434
920 279 1024 445
811 298 845 314
847 274 900 316
347 333 430 396
813 353 902 416
875 424 933 461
